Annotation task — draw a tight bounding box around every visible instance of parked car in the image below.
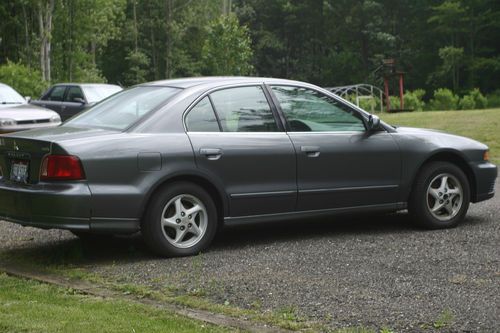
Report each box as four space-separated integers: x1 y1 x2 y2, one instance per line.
30 83 122 121
0 77 496 257
0 83 61 133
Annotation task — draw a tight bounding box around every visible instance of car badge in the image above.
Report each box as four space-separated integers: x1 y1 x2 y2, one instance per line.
13 141 19 151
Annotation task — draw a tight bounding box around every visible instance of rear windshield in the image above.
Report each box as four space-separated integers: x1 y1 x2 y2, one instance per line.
65 86 181 130
82 85 122 103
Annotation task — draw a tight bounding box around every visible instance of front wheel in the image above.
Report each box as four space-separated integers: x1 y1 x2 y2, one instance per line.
409 162 470 229
142 182 218 257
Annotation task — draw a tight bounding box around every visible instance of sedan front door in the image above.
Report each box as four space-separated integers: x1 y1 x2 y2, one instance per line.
186 85 297 217
61 86 87 120
31 85 66 114
269 85 402 211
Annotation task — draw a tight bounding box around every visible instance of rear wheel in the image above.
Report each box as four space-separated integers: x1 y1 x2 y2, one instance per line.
409 161 470 229
142 182 217 257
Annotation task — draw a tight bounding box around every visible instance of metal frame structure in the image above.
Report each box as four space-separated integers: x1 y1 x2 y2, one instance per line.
325 84 384 113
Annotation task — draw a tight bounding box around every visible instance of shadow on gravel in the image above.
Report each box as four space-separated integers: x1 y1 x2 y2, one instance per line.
212 211 417 250
0 211 486 267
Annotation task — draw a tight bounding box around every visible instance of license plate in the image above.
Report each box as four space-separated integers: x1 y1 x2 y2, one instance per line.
10 160 29 183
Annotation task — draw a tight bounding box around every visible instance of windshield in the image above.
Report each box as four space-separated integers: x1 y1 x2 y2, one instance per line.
82 85 122 103
0 85 26 105
65 86 181 130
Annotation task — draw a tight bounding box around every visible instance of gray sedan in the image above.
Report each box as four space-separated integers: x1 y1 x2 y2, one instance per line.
0 83 61 133
0 77 496 257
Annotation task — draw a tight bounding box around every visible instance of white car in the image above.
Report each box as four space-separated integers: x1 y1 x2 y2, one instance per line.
0 83 61 133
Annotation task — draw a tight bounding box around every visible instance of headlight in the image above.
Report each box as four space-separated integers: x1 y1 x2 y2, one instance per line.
50 115 61 123
483 150 490 161
0 118 16 126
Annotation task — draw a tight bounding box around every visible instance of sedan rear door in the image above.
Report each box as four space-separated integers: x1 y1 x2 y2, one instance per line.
186 85 297 217
269 85 402 211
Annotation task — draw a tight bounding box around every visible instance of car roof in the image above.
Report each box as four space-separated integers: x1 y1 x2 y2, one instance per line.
140 76 308 89
52 83 121 88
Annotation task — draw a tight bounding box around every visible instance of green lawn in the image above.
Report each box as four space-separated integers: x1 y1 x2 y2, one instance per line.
379 108 500 164
0 273 229 333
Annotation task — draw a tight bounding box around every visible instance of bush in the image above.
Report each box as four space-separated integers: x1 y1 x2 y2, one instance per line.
340 94 378 112
73 64 107 84
404 89 426 111
358 97 378 112
388 95 401 110
486 90 500 108
468 88 488 109
429 88 459 110
458 95 476 110
0 60 47 98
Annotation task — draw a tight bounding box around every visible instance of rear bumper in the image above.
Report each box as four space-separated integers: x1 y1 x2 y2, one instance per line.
469 162 497 203
0 180 91 231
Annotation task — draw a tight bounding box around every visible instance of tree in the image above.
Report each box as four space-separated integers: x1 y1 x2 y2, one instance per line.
123 50 149 85
438 46 464 92
201 14 253 75
37 0 55 82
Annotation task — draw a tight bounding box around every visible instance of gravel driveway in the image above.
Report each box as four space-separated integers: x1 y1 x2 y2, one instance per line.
1 179 498 332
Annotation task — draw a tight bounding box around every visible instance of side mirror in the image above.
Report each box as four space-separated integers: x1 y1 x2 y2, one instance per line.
367 114 381 131
24 96 31 103
74 97 85 104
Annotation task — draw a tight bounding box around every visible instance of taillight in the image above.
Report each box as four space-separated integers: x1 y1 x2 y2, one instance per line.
40 155 85 181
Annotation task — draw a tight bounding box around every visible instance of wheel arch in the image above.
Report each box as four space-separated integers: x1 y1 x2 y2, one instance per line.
408 150 476 201
140 172 228 229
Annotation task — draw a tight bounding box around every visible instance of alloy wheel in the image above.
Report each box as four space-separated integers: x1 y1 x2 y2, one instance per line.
426 173 463 221
160 194 207 249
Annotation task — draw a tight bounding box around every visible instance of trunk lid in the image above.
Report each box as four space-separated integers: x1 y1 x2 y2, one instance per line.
0 126 115 183
0 136 58 183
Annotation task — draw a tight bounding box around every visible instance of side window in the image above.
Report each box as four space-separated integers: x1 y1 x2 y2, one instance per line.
185 97 220 132
65 86 84 103
271 86 365 132
209 86 278 132
46 86 66 101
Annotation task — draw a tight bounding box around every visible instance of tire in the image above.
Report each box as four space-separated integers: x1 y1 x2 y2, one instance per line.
141 182 218 257
408 161 470 229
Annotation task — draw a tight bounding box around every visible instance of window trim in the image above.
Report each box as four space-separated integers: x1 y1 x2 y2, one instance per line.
183 83 283 133
266 83 371 133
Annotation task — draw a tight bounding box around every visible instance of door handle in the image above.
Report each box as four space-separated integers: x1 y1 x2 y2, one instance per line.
301 146 320 157
200 148 223 160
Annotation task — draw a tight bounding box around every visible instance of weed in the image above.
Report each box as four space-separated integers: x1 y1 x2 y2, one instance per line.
433 309 454 329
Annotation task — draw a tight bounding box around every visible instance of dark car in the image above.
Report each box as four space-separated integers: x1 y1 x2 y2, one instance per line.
0 77 496 257
30 83 122 121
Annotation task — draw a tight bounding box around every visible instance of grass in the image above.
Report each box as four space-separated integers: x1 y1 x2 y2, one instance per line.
380 108 500 164
0 273 230 333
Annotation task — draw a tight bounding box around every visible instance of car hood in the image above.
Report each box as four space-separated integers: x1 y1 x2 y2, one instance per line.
395 126 488 151
0 104 59 121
